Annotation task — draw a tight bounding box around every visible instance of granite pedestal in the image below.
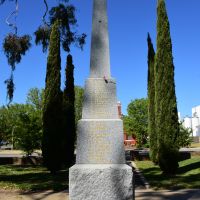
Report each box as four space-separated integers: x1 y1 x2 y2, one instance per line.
70 164 133 200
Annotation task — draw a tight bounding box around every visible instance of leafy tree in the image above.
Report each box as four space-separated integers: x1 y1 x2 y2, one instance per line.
35 2 86 53
155 0 179 174
147 33 157 163
0 104 42 155
42 20 63 173
26 87 44 111
177 123 192 148
123 98 148 147
13 105 42 155
0 106 13 143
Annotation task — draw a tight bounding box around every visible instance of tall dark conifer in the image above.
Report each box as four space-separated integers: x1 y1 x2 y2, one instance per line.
147 33 157 163
155 0 179 174
42 20 63 173
62 54 75 167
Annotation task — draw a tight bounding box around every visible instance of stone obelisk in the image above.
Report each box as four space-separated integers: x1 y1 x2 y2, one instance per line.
69 0 133 199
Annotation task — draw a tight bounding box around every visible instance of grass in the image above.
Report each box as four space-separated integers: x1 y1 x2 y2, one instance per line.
135 156 200 190
0 165 68 191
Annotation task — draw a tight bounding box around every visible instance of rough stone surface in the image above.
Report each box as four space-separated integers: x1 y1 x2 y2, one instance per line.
69 0 134 199
82 78 118 119
76 119 125 164
90 0 110 78
69 164 133 200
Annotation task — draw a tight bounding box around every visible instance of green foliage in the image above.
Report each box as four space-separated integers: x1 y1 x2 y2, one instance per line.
35 3 86 52
42 20 63 173
158 142 179 175
176 123 193 148
26 87 44 111
3 34 31 103
123 98 148 147
4 74 14 104
34 25 51 53
155 0 179 174
12 105 42 155
49 4 86 52
147 33 157 163
75 86 84 127
3 33 31 71
0 104 42 155
62 54 75 167
0 106 13 143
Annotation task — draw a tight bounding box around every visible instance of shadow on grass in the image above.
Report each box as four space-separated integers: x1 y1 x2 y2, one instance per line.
139 161 200 189
177 161 200 174
0 165 69 192
139 167 160 174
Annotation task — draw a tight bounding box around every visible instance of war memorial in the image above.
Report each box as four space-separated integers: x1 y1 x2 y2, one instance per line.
69 0 134 199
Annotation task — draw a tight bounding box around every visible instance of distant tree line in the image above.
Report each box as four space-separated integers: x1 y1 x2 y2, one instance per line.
0 86 83 159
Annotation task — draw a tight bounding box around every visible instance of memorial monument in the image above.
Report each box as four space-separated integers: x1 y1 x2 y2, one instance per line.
69 0 134 199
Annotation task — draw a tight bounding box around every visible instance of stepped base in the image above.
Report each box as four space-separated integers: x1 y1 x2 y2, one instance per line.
69 164 134 200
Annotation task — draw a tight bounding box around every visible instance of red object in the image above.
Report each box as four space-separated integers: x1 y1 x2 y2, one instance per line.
124 134 136 146
117 102 136 146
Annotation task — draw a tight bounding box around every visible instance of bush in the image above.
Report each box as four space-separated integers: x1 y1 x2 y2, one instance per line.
176 123 193 148
158 143 179 175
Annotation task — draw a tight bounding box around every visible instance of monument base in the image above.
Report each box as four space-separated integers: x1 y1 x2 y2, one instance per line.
69 164 134 200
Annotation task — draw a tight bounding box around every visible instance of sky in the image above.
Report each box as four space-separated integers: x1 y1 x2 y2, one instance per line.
0 0 199 118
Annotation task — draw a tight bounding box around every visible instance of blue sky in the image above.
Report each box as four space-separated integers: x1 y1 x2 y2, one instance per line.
0 0 199 118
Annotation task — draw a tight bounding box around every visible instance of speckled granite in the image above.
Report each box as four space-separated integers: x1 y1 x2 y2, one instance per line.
69 164 133 200
76 119 125 164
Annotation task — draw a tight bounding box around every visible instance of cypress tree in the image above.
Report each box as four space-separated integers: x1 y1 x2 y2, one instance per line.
62 54 75 167
147 33 157 163
155 0 179 174
42 20 63 173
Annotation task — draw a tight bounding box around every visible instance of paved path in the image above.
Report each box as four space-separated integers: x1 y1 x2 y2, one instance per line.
1 189 200 200
180 147 200 152
136 189 200 200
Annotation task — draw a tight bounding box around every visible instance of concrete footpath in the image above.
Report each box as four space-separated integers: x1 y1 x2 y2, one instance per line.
1 189 200 200
135 189 200 200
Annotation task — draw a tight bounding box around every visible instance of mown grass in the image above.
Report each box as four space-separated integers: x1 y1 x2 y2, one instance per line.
135 156 200 190
0 165 68 191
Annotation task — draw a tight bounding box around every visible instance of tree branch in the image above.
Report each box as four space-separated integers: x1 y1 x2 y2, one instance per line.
5 0 18 34
42 0 48 25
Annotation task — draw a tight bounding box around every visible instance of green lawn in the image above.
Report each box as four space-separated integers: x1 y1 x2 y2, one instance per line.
135 156 200 189
0 165 68 191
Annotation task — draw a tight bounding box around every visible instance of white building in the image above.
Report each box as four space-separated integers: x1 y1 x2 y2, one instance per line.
182 105 200 137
